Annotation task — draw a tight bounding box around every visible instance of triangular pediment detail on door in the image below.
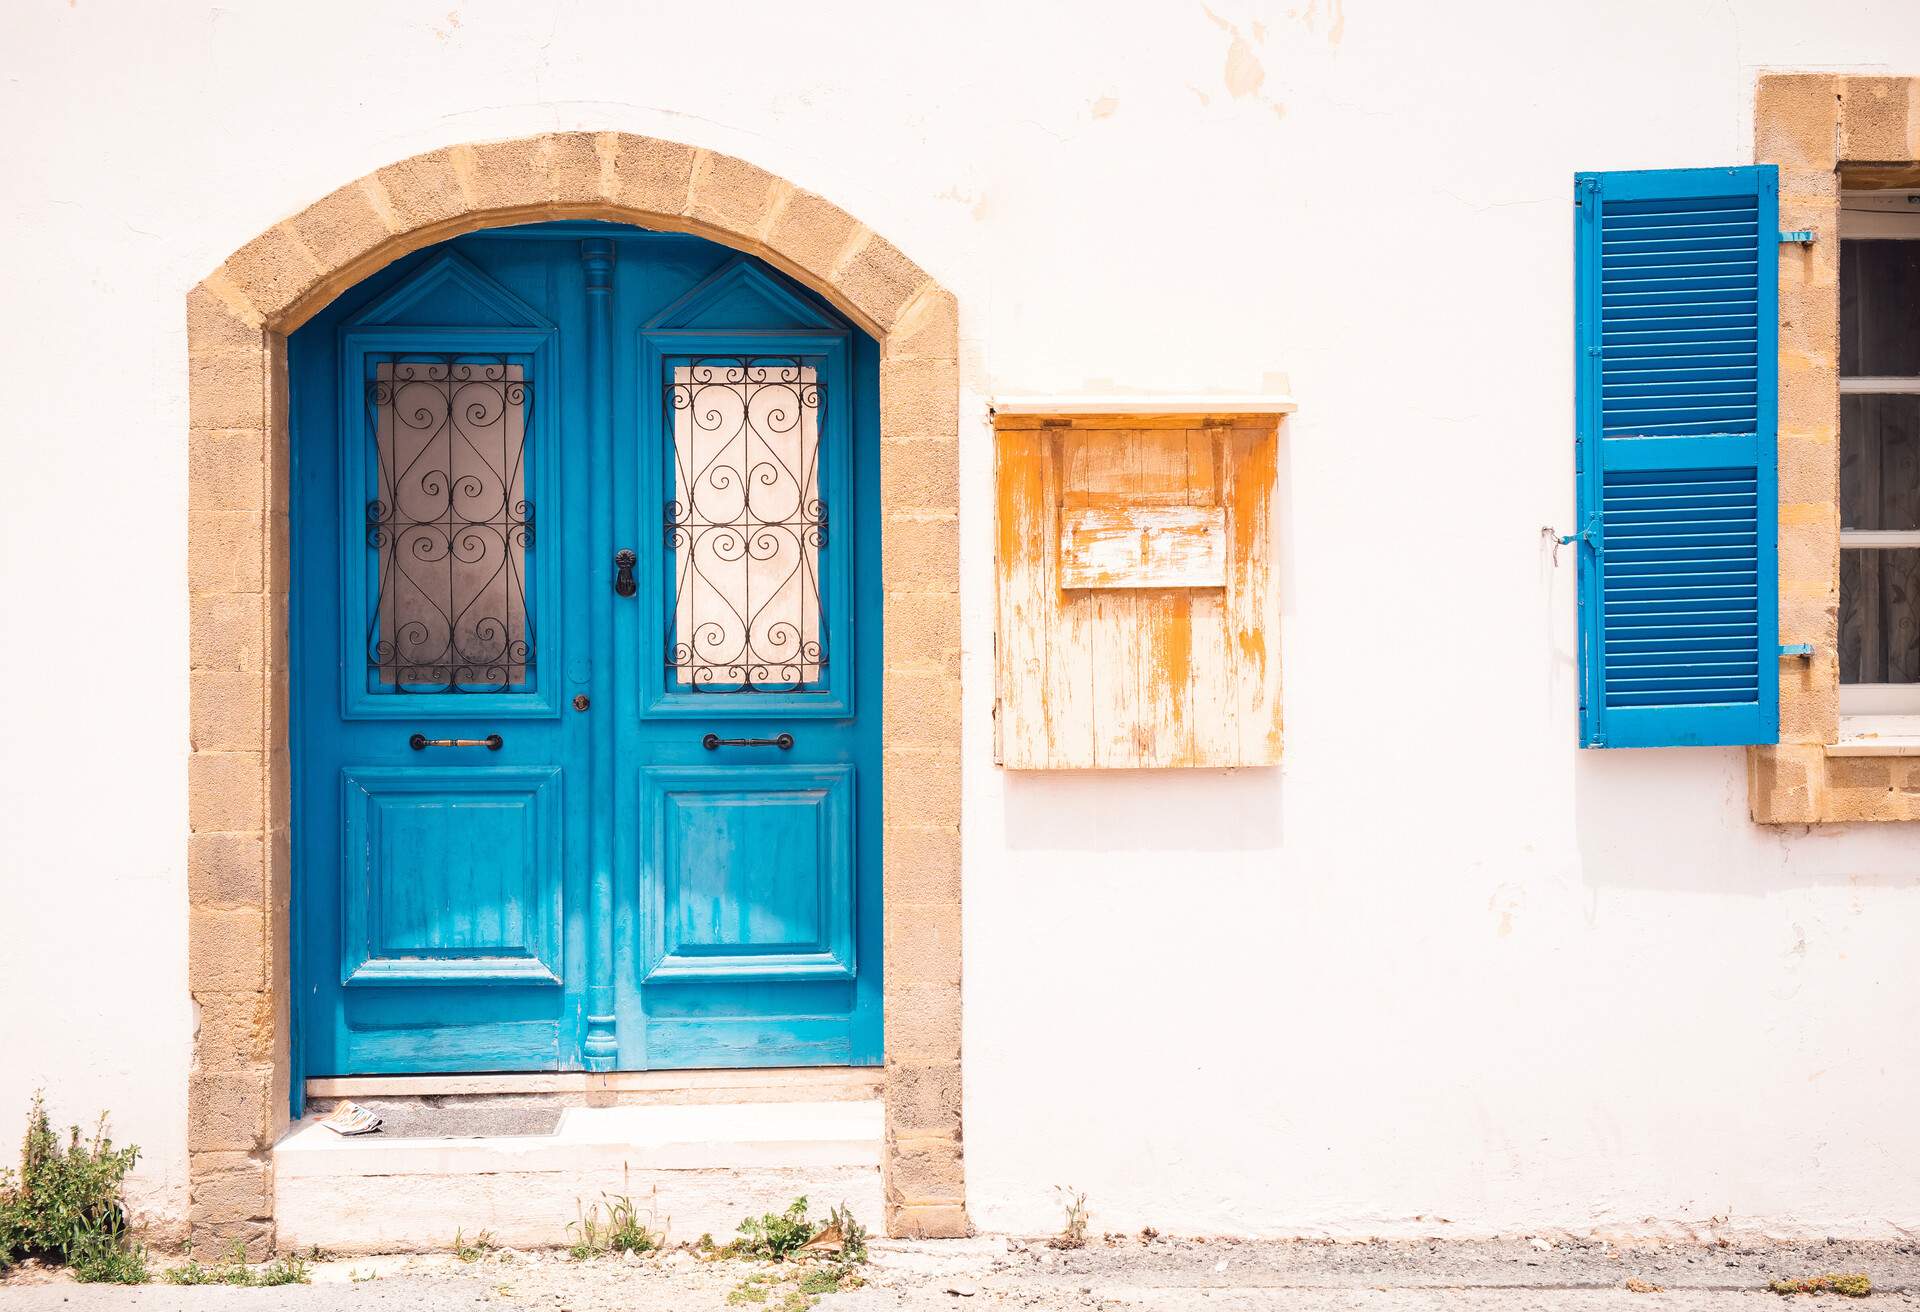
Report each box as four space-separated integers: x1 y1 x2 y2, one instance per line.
645 256 840 331
348 252 556 331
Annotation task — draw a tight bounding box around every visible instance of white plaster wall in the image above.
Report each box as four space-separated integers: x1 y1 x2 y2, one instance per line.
3 0 1920 1241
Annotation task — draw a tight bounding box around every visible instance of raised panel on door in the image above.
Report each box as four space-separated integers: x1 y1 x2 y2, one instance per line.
341 765 564 987
640 764 854 983
333 765 568 1071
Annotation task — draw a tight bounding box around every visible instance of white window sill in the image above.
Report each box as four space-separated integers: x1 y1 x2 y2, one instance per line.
1831 715 1920 755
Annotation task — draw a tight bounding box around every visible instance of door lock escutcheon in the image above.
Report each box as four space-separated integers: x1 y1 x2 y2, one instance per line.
613 549 637 597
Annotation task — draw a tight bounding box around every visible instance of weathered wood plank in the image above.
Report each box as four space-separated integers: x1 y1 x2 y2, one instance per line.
1059 505 1227 589
995 429 1054 767
1225 424 1283 763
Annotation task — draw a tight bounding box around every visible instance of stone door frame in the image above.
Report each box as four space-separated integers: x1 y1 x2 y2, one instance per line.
186 132 965 1249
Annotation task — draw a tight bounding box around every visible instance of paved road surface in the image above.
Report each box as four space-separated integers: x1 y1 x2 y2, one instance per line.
6 1236 1918 1309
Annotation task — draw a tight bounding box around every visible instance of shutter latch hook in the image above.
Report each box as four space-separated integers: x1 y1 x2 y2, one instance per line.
1549 513 1602 564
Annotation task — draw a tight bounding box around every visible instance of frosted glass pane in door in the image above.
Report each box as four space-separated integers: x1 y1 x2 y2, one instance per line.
667 361 825 691
367 359 533 692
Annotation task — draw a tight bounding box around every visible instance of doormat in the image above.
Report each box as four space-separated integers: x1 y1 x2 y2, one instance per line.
315 1097 565 1139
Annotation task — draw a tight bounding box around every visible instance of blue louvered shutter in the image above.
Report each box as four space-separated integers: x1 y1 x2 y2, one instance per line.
1573 166 1779 748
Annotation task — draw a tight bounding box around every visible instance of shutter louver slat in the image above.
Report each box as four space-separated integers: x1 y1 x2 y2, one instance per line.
1574 167 1780 748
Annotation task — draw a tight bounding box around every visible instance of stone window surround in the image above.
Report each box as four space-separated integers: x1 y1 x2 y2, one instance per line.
186 132 965 1252
1748 75 1920 823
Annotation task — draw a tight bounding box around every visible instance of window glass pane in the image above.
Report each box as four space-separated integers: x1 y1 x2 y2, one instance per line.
1840 393 1920 530
666 359 825 692
366 358 533 693
1840 240 1920 377
1840 547 1920 684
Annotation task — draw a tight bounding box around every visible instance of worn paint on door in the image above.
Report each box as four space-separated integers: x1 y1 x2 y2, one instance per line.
289 222 883 1080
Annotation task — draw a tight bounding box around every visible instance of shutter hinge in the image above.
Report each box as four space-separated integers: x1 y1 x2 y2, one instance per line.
1778 230 1816 245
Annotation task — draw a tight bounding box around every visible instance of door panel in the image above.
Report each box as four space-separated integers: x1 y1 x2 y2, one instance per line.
292 224 882 1084
640 764 855 983
341 765 564 987
615 299 881 1071
295 239 588 1077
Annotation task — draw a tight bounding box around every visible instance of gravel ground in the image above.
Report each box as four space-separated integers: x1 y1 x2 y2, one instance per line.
6 1237 1920 1310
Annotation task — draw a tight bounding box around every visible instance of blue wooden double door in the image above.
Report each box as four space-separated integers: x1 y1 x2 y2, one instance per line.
290 222 882 1078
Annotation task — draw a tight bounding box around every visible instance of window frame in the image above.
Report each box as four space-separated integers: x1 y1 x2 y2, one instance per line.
1836 192 1920 721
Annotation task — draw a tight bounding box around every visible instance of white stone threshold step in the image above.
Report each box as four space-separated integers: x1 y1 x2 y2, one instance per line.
307 1066 882 1102
275 1100 883 1254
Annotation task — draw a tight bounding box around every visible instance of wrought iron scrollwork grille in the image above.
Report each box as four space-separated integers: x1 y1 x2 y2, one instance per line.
365 356 535 693
665 357 826 692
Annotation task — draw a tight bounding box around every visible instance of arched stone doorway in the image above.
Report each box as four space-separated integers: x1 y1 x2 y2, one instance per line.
185 133 964 1250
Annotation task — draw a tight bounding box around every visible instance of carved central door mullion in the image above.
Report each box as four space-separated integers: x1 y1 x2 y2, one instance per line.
582 237 618 1069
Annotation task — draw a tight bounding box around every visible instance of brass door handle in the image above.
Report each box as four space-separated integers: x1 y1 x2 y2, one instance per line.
409 734 503 751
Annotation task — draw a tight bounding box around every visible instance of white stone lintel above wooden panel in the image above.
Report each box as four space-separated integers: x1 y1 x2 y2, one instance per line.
990 393 1297 418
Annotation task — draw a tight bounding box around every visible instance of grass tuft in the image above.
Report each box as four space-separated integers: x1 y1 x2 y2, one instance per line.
568 1175 663 1260
163 1241 310 1287
1768 1273 1872 1297
453 1227 496 1263
1048 1186 1088 1250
